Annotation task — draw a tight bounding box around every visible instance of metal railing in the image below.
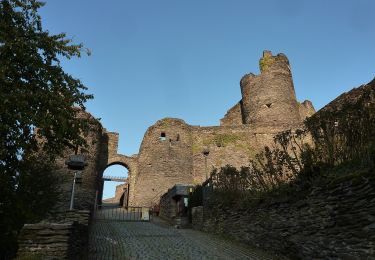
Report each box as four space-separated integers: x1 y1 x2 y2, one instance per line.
94 204 151 222
102 176 128 182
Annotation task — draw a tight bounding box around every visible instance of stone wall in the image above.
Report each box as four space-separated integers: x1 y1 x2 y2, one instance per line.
298 100 316 120
102 183 127 205
16 111 105 258
220 101 244 126
131 117 299 206
190 124 292 184
132 119 194 207
51 110 107 213
202 171 375 259
159 190 175 221
191 206 203 230
240 51 302 126
103 131 138 206
129 119 309 207
220 51 315 127
17 210 90 259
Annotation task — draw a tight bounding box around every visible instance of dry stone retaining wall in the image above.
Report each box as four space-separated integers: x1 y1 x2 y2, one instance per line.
17 210 90 259
191 206 203 230
202 174 375 259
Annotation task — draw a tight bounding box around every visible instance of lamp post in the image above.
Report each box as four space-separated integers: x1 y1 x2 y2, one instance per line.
65 154 87 210
202 148 210 180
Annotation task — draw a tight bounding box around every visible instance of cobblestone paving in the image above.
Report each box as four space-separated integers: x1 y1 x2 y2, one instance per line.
88 218 276 260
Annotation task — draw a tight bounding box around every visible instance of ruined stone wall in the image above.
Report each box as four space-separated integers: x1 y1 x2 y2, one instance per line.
102 183 127 204
220 101 244 126
202 172 375 259
51 111 107 213
240 51 302 126
103 131 138 206
191 206 204 230
159 191 176 221
17 210 90 259
114 51 315 207
190 124 301 184
128 120 305 206
132 118 194 207
42 51 315 209
298 100 316 120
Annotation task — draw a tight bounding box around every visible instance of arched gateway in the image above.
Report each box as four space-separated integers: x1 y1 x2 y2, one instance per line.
98 131 138 207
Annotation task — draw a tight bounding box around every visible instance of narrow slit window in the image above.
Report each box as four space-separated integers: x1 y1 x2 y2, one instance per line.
160 132 166 141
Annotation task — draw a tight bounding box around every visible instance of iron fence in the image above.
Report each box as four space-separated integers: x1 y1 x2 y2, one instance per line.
94 204 151 222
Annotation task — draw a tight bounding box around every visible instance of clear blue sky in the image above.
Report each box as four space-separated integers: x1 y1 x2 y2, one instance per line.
40 0 375 198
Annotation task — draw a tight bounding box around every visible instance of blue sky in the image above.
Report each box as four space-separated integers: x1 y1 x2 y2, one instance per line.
39 0 375 198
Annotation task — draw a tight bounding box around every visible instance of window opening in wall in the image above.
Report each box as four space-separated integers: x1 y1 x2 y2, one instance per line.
266 103 272 108
176 134 180 141
160 132 166 141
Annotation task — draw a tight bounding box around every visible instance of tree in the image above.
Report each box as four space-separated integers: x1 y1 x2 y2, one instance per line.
0 0 93 257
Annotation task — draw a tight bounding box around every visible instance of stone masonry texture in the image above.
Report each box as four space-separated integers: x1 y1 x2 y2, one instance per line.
202 172 375 259
17 210 90 259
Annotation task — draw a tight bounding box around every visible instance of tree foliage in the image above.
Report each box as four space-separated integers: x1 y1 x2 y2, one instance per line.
0 0 93 169
304 82 375 167
0 0 93 257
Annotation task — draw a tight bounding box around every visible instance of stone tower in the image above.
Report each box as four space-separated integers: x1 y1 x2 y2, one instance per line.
240 50 302 126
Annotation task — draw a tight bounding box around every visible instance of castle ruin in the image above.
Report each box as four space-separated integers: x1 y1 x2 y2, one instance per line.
103 50 315 207
48 50 315 210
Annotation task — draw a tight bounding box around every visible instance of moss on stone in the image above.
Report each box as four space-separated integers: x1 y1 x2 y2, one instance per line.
191 143 203 154
199 133 242 148
259 55 275 73
17 253 45 260
201 138 211 147
158 118 173 127
212 134 240 147
234 143 257 159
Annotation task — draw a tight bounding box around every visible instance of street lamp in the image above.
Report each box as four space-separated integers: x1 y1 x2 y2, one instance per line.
202 148 210 180
65 154 87 210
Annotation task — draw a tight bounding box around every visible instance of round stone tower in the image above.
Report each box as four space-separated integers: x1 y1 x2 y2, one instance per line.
240 50 301 126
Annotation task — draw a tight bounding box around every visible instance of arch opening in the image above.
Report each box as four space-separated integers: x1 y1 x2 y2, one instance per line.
101 164 129 207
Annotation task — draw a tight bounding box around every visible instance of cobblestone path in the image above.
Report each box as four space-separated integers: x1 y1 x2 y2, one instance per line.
88 218 276 260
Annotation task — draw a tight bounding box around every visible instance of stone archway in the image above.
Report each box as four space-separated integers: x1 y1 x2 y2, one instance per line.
101 163 129 206
99 131 138 206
